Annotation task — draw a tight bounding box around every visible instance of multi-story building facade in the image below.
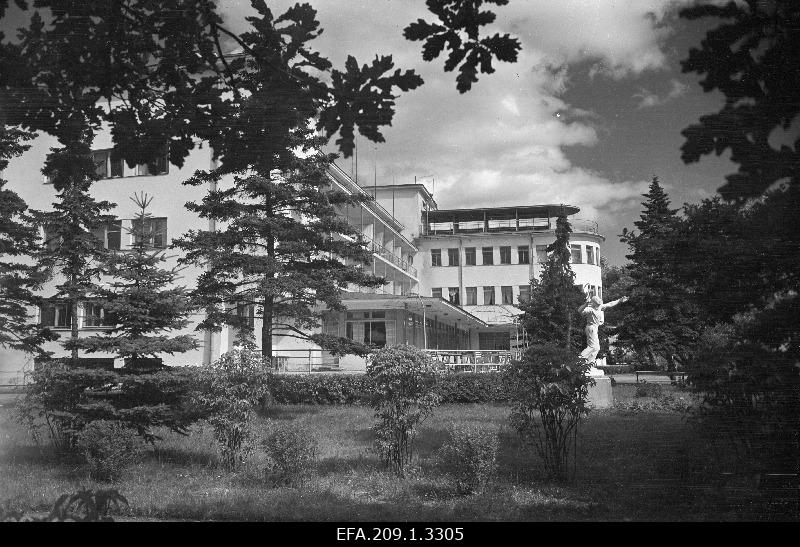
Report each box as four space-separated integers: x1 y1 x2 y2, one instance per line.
0 136 604 381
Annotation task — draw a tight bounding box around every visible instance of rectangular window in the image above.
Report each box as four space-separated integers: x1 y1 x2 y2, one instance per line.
535 245 548 263
136 153 168 176
499 246 511 264
464 247 476 266
236 303 255 329
501 286 513 305
483 286 495 305
43 225 61 252
447 248 459 267
432 287 442 299
431 249 442 267
92 150 108 178
518 285 530 303
132 217 168 248
586 245 595 265
40 302 72 328
518 245 530 264
90 219 122 250
110 151 124 178
570 244 582 263
345 317 386 347
482 246 493 265
448 287 459 305
465 287 477 305
83 303 113 328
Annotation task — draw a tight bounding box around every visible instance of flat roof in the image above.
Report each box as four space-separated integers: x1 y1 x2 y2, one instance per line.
428 204 580 222
340 293 488 328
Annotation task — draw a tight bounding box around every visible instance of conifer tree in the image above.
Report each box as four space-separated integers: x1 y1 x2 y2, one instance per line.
31 137 115 362
175 143 383 359
617 176 698 370
0 127 54 355
519 212 585 352
75 193 197 365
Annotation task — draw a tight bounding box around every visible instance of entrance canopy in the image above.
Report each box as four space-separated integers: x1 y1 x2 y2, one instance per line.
340 293 487 330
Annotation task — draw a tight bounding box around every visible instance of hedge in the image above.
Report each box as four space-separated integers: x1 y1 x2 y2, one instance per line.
267 372 511 406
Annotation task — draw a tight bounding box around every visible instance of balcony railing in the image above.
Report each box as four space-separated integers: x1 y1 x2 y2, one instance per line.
365 235 418 277
423 349 520 372
422 217 600 236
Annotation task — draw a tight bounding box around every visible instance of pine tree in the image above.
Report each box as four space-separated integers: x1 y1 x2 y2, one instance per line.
519 212 585 352
75 193 197 365
31 139 115 362
0 127 54 355
617 176 698 370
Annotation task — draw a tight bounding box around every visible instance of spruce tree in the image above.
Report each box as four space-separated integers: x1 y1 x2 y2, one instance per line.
0 127 54 355
31 137 115 362
175 143 383 359
519 212 585 352
76 193 197 365
617 176 698 370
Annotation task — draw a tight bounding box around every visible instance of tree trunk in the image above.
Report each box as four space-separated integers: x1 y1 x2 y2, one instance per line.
70 272 79 361
261 294 273 363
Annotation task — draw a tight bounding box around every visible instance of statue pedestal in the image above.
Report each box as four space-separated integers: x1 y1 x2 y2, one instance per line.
586 365 612 408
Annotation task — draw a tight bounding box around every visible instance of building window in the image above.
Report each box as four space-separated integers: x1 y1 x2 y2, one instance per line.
42 225 61 252
132 217 168 248
501 286 513 305
518 285 530 303
518 245 530 264
92 150 108 178
431 249 442 267
448 287 459 305
465 287 477 305
535 245 548 263
570 244 582 263
499 246 511 264
83 303 114 328
345 311 386 347
432 288 442 298
91 148 168 179
447 248 459 267
483 286 495 305
40 302 72 328
482 246 493 265
90 219 123 250
236 303 255 330
586 245 595 265
465 247 476 266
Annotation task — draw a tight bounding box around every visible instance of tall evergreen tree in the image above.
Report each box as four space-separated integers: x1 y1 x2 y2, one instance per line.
75 193 197 364
0 127 54 355
175 144 382 359
31 138 115 362
617 176 698 370
519 212 585 352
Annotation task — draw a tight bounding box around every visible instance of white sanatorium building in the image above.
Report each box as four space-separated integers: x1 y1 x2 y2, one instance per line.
0 133 604 381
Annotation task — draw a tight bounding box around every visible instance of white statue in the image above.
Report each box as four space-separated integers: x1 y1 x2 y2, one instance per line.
577 284 628 376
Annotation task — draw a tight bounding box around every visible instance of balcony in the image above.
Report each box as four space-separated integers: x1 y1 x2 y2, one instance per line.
422 217 600 237
365 235 418 278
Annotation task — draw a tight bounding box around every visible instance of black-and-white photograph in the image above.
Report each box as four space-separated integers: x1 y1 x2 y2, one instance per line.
0 0 797 527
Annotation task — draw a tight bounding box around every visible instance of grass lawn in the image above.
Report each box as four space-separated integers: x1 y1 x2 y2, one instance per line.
0 384 796 521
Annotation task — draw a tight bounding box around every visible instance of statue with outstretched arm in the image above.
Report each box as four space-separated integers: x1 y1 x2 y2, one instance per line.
578 284 628 367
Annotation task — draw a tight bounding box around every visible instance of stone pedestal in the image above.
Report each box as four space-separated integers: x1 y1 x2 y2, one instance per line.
587 376 612 409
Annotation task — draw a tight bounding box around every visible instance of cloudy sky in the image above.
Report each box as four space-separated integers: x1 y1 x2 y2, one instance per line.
1 1 736 265
218 0 735 265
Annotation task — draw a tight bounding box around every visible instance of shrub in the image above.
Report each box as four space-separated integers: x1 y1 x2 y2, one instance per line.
1 489 129 522
75 421 142 482
505 344 593 481
193 347 272 470
268 373 373 405
262 422 319 486
436 423 499 494
635 381 663 398
367 345 441 477
434 372 510 403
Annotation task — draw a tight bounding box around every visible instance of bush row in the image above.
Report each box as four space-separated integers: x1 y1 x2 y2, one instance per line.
267 372 512 406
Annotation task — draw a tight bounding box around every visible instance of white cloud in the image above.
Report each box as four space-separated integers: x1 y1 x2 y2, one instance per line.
216 1 691 259
634 78 690 108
